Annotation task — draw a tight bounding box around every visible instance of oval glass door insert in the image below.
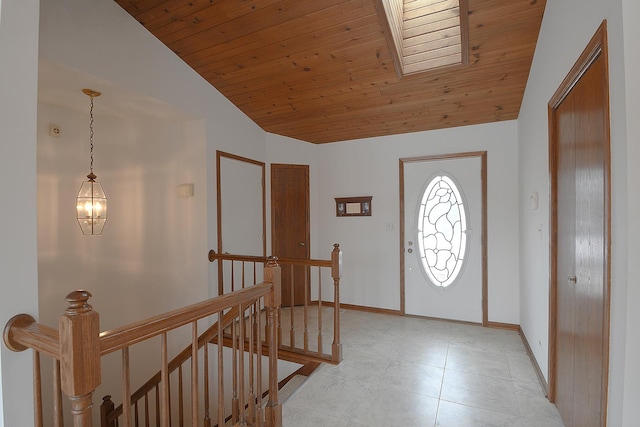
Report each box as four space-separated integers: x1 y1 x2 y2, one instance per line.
417 174 468 288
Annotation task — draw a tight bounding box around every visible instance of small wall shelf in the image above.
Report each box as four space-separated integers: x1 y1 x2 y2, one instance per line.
335 196 372 217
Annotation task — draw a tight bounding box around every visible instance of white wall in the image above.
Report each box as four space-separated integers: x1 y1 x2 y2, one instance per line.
36 95 209 415
38 0 268 302
37 98 207 324
0 0 39 425
5 0 636 423
517 0 635 424
297 121 520 324
265 133 320 258
621 0 640 423
24 0 273 423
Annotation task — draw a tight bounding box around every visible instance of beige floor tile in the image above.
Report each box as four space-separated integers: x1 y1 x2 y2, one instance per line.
282 309 564 427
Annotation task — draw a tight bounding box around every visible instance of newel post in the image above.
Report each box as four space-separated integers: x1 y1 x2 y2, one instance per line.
59 290 101 427
263 257 282 427
331 243 343 363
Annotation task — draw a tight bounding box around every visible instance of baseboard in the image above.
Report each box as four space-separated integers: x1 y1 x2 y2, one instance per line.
486 321 519 331
519 326 550 397
336 302 402 316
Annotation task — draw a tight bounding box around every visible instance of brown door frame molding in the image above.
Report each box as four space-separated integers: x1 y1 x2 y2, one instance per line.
215 150 267 294
399 151 488 325
548 21 611 424
270 163 311 306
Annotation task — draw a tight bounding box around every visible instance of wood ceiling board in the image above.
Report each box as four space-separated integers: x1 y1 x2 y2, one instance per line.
404 29 461 51
130 0 213 31
209 42 394 97
259 86 519 133
404 0 459 19
404 8 460 29
113 0 546 144
256 88 525 133
170 0 355 51
193 17 383 80
182 7 381 70
207 63 388 105
206 38 388 87
238 70 524 126
116 0 168 15
144 0 300 41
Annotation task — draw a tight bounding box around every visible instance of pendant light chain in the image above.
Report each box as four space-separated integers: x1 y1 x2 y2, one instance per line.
89 95 95 175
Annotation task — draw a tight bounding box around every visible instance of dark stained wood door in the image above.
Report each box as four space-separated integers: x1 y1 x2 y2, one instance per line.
271 164 310 307
550 23 610 427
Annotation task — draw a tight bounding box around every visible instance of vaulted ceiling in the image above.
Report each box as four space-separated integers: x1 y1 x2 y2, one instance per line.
114 0 546 143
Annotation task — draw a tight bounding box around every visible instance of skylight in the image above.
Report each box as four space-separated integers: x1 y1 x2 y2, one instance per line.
380 0 468 76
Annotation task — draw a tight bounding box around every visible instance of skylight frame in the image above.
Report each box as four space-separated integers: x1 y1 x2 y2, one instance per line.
377 0 469 77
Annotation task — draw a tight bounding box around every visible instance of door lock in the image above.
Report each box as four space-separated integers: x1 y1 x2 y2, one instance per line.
407 248 413 253
568 276 577 284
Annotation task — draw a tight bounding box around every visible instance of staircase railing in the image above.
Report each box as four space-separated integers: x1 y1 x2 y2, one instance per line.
208 244 342 364
3 259 283 427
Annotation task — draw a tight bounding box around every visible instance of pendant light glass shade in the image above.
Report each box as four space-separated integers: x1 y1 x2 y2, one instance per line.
77 88 107 235
77 173 108 235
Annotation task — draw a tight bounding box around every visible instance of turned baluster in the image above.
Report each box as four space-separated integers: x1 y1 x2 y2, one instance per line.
331 244 343 363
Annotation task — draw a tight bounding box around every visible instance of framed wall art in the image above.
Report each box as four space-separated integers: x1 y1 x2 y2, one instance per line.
335 196 372 217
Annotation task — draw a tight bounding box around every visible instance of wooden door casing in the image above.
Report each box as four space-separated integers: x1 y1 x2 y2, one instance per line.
401 155 485 323
399 152 488 324
271 164 310 307
216 151 266 296
549 21 611 427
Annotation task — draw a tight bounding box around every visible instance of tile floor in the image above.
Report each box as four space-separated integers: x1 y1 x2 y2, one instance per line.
282 309 564 427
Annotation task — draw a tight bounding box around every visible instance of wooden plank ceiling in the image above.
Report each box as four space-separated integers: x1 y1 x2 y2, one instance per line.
114 0 546 144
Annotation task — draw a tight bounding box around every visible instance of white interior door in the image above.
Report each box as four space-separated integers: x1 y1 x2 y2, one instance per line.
403 156 483 323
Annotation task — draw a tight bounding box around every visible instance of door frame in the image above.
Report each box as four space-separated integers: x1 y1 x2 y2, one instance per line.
270 163 311 306
216 151 266 293
547 21 611 422
399 151 488 325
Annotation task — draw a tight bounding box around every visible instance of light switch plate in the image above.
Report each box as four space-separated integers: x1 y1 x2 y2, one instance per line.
176 183 194 198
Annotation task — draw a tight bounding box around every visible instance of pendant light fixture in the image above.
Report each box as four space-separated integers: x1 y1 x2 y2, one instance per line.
76 88 108 235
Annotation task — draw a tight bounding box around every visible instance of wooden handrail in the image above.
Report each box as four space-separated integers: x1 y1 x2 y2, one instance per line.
4 314 60 359
209 244 343 364
102 307 240 423
208 251 332 268
99 283 271 355
208 251 266 263
4 266 282 427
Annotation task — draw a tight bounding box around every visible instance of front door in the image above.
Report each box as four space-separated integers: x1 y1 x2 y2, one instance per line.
401 153 486 323
271 164 310 307
549 22 610 427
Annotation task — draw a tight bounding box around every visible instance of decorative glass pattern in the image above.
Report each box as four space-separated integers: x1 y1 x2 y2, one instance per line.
417 175 467 287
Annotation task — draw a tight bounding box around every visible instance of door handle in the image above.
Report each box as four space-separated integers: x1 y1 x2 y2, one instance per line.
568 276 577 284
299 242 305 246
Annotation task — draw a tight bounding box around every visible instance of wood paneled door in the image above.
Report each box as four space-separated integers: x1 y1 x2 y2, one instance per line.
549 21 611 427
271 164 310 307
